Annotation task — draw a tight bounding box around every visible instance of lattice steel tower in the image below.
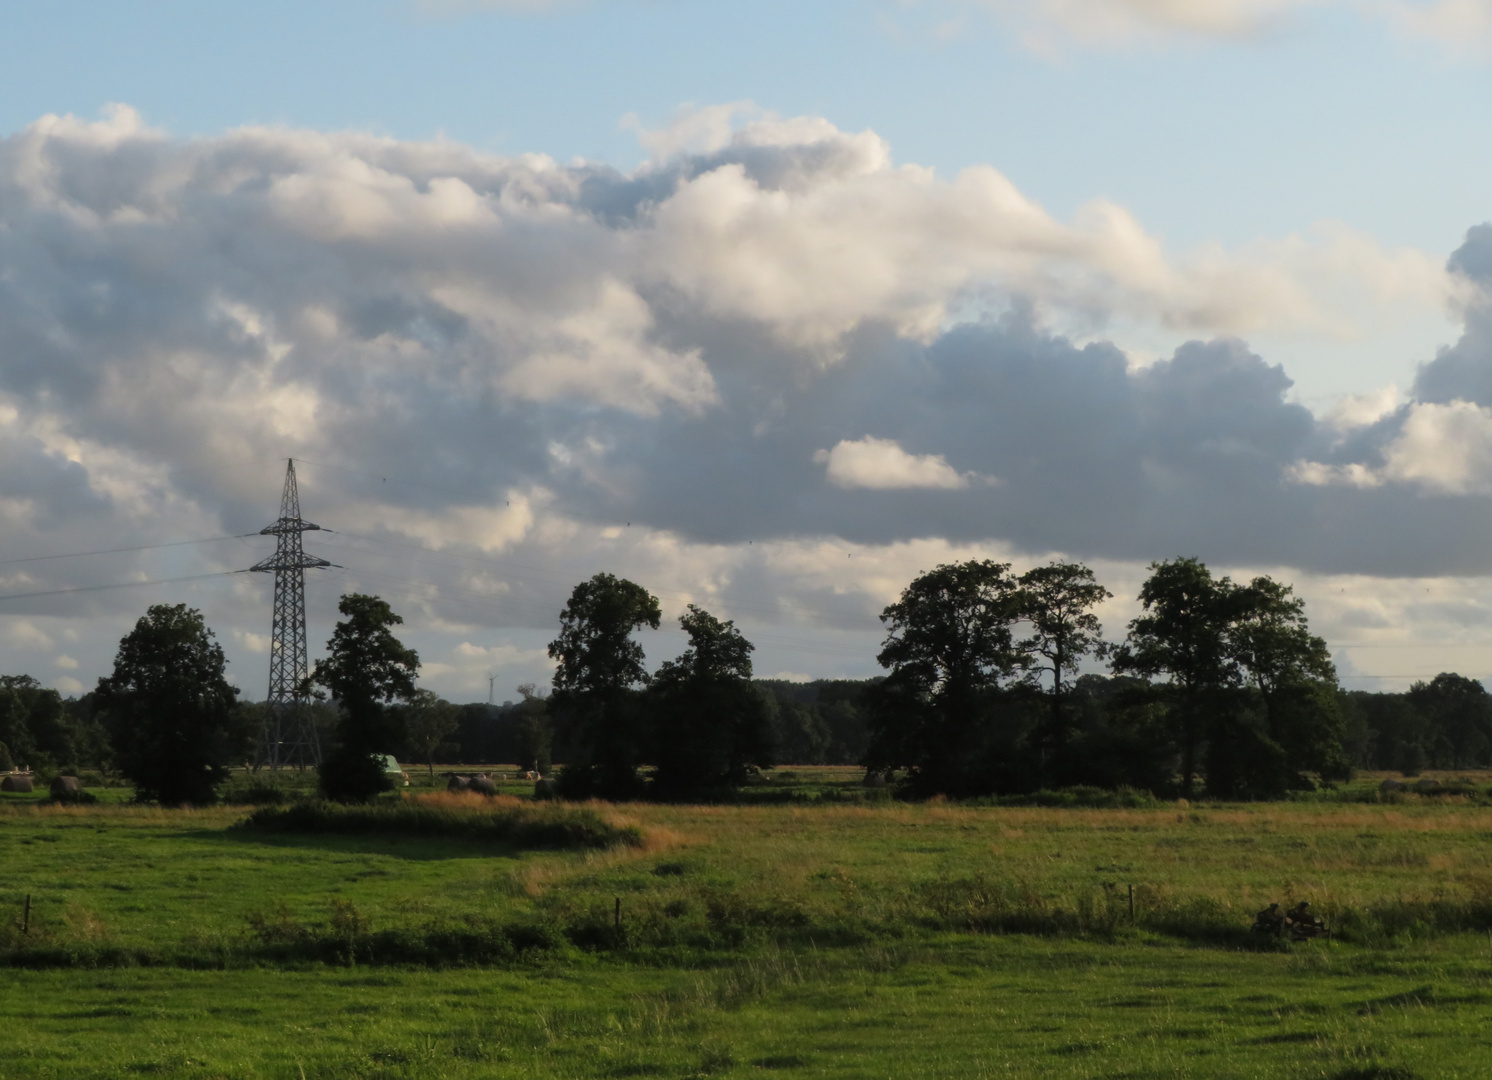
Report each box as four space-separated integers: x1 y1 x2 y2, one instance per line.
249 460 333 769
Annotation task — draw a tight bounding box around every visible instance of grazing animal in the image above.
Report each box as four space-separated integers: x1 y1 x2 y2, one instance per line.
1 774 34 793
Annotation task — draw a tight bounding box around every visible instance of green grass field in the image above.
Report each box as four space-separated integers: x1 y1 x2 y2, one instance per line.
5 768 1492 1078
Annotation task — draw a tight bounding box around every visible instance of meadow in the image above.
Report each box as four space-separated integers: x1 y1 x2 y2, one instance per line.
4 768 1492 1078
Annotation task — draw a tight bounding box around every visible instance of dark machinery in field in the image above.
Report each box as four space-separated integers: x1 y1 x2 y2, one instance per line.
1251 901 1329 941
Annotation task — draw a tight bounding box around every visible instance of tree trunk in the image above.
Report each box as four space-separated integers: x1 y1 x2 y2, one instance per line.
1181 688 1197 799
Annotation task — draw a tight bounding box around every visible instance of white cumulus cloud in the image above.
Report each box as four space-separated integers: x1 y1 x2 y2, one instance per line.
815 437 980 490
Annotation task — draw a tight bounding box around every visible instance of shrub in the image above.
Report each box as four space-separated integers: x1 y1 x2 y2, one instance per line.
221 778 290 806
237 798 642 851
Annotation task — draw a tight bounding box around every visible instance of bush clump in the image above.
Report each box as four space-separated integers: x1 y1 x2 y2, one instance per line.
237 798 643 851
220 778 291 806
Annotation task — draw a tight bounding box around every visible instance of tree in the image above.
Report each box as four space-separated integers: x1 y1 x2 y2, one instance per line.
1111 558 1238 798
650 605 773 796
866 560 1028 796
312 593 420 802
402 688 458 778
1017 561 1112 776
1114 559 1349 799
1407 673 1492 768
94 604 243 805
548 573 661 798
513 683 553 775
1230 575 1349 786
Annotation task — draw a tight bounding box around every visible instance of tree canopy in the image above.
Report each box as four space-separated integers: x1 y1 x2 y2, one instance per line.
94 604 243 805
866 560 1028 796
1018 561 1111 777
548 572 661 798
1113 558 1347 798
1111 557 1238 797
650 604 773 797
312 593 420 802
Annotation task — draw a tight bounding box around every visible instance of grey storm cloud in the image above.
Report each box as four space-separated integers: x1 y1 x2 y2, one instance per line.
1 102 1490 632
1411 224 1492 407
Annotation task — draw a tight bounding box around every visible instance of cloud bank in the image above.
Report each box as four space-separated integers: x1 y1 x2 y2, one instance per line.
0 104 1487 695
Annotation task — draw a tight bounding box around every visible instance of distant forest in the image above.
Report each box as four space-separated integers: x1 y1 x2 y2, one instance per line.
2 670 1487 781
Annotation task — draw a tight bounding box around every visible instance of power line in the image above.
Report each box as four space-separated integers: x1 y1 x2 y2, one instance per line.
0 533 258 567
0 571 241 604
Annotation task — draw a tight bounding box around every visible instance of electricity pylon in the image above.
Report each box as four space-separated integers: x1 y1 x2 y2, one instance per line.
249 459 334 769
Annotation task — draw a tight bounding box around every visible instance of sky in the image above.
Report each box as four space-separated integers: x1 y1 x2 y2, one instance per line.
2 0 1492 703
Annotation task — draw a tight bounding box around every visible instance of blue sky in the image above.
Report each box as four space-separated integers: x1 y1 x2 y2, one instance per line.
5 0 1487 250
3 0 1492 698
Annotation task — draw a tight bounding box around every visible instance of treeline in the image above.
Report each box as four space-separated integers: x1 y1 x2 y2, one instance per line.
1342 674 1492 774
0 676 111 775
428 679 871 770
7 558 1492 805
535 558 1492 802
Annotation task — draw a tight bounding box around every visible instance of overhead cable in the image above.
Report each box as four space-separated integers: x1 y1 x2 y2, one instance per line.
0 571 242 604
0 534 258 567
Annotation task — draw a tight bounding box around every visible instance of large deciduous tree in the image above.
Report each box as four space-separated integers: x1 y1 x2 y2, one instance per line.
1114 558 1348 799
1111 558 1238 798
312 593 420 802
649 605 773 797
1226 575 1349 789
548 572 661 798
866 560 1028 796
95 604 244 805
1017 561 1111 779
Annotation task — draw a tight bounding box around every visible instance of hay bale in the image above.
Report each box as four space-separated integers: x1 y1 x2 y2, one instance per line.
1 774 34 793
534 778 559 800
50 775 81 797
